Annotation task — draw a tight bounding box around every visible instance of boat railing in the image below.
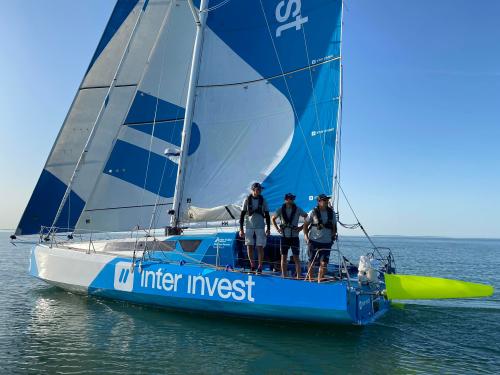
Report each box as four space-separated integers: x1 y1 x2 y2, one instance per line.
366 246 396 275
305 246 353 288
36 226 361 286
38 226 142 253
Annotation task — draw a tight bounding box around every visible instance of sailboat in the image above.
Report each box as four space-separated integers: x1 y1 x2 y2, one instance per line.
12 0 493 325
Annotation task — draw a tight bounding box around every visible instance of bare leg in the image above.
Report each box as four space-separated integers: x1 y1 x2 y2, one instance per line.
281 254 288 278
318 261 327 282
292 254 301 279
257 246 264 270
306 261 315 281
247 245 255 269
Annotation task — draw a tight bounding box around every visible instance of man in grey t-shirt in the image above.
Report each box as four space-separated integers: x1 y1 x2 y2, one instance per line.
239 182 270 274
272 193 307 278
303 194 338 282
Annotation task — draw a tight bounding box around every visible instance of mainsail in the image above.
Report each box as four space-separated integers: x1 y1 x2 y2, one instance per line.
179 0 342 221
16 0 196 235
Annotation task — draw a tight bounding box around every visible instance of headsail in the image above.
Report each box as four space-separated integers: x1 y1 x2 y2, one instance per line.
16 0 195 235
75 1 197 232
179 0 342 221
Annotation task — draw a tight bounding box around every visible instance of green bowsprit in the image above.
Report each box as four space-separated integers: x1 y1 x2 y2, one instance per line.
384 274 494 300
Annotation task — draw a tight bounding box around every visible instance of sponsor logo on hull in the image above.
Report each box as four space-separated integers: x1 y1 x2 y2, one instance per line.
114 262 134 292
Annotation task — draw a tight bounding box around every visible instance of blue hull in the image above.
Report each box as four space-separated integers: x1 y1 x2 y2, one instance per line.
87 258 389 325
30 231 391 325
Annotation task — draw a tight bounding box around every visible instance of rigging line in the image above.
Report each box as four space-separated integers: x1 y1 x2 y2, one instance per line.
334 4 345 213
201 0 231 12
258 0 327 193
49 3 147 234
300 23 331 191
196 57 339 88
336 181 380 254
85 203 171 212
325 96 339 194
148 156 169 231
334 77 343 212
124 117 184 127
67 194 71 233
149 29 193 230
137 6 173 229
80 83 137 90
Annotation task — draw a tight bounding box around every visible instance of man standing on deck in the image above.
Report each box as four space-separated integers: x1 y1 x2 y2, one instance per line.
239 182 271 274
272 193 308 279
303 194 338 282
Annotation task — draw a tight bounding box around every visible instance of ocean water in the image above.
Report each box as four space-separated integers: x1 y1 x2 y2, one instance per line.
0 231 499 374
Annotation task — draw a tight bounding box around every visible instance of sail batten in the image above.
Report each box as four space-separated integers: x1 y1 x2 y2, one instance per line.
196 56 340 88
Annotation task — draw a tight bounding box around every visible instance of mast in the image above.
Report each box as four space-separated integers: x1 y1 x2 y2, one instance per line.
170 0 209 228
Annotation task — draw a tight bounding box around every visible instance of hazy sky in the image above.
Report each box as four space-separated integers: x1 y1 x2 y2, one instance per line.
0 1 499 237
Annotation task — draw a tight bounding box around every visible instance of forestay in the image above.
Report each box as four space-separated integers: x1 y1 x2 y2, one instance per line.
179 0 342 222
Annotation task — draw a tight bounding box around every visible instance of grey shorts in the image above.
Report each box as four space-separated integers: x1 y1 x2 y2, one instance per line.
245 228 267 247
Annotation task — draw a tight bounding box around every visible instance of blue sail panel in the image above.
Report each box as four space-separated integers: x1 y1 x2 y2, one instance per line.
263 59 340 211
128 121 201 156
16 170 85 235
199 0 341 86
124 91 186 125
104 140 178 198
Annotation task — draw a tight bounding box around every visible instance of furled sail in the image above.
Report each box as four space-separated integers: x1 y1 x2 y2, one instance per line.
16 0 195 235
180 0 342 222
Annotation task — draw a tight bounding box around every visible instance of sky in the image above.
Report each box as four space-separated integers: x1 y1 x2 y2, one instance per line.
0 0 499 237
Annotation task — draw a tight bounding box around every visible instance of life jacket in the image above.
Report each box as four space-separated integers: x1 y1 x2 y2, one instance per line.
281 203 297 227
311 206 335 230
246 195 264 217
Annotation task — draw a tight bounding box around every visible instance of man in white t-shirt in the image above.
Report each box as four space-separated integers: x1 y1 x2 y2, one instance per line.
239 182 270 274
303 194 338 282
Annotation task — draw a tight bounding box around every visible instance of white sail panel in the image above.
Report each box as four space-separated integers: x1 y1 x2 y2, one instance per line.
183 71 295 209
188 205 241 222
47 86 137 200
82 0 173 88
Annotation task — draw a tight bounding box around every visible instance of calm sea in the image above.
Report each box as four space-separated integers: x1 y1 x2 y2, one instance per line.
0 231 499 374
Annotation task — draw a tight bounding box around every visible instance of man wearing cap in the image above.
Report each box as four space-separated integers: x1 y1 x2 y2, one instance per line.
303 194 338 282
239 182 271 274
272 193 308 279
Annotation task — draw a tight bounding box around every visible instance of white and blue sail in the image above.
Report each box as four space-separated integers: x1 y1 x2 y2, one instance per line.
16 0 196 234
181 0 342 221
16 0 342 234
